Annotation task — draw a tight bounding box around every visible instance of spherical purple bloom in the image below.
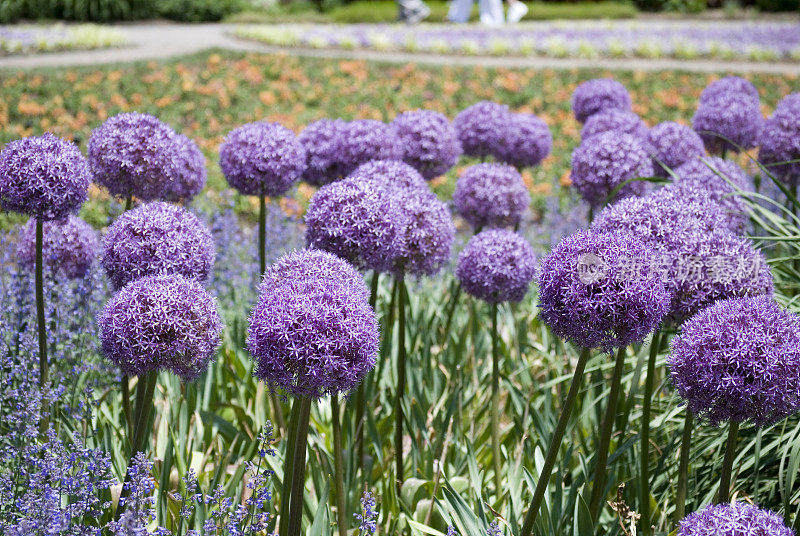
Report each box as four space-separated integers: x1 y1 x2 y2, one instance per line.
497 113 553 169
699 76 760 105
453 101 511 159
670 296 800 427
456 229 536 303
298 118 349 186
348 159 429 192
693 92 763 154
102 201 215 290
571 78 632 124
647 122 706 178
759 92 800 185
341 120 403 177
453 163 530 229
581 110 648 142
390 188 455 277
162 133 207 203
99 273 223 380
570 132 654 207
248 248 378 398
16 215 99 279
0 133 90 221
219 121 307 197
392 110 462 180
538 230 670 351
678 503 793 536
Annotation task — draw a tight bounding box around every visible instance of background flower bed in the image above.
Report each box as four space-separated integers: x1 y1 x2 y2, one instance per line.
0 24 125 55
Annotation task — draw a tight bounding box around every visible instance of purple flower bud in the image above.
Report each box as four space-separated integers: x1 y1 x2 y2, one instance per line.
759 92 800 185
699 76 760 105
456 229 536 303
102 202 215 290
453 101 511 159
99 273 223 380
647 122 706 178
497 113 553 169
298 118 349 186
678 503 793 536
571 78 632 124
581 110 648 142
162 132 207 203
390 187 455 277
17 215 99 279
453 163 530 229
0 133 90 221
349 160 428 192
341 120 403 177
392 110 462 180
219 121 307 197
693 79 763 154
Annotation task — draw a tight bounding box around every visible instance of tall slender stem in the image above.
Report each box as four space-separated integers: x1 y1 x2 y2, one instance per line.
639 331 660 536
118 371 157 517
395 277 407 494
674 410 694 525
287 397 313 536
355 272 380 471
491 302 502 499
589 345 627 521
520 347 591 536
718 421 739 504
121 375 133 438
279 396 303 536
124 194 133 211
35 218 49 434
332 395 347 536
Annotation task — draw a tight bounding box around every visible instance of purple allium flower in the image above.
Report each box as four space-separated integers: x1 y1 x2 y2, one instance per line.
581 110 649 142
670 296 800 428
298 118 349 186
570 132 654 207
453 163 530 229
349 159 428 192
677 502 793 536
647 122 706 178
102 201 215 290
99 273 223 379
693 88 763 154
453 101 511 159
759 92 800 185
390 188 455 277
699 76 760 105
0 133 90 221
392 109 462 179
341 119 403 176
537 230 671 351
571 78 632 124
17 216 99 279
248 248 378 398
456 229 537 303
497 113 553 169
162 132 207 203
219 121 307 197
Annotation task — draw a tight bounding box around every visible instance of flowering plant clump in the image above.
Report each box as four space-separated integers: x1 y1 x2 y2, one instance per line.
647 121 706 177
496 113 553 169
456 229 537 303
538 230 671 351
298 118 349 186
580 110 649 141
669 296 800 428
341 119 403 176
219 121 307 197
248 248 378 398
453 101 511 159
99 273 223 379
392 109 462 179
571 78 632 123
453 163 530 230
570 131 653 206
759 92 800 185
102 201 215 290
693 78 763 154
677 502 794 536
348 160 428 192
16 215 99 279
0 133 90 221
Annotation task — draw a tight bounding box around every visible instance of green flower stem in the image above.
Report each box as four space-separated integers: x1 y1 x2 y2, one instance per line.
121 375 133 438
674 409 694 525
639 330 661 536
332 395 347 536
589 345 627 521
35 218 49 435
718 421 739 504
118 370 157 518
520 347 591 536
287 396 313 536
124 194 133 211
491 302 503 499
279 396 303 536
355 271 380 472
395 277 407 494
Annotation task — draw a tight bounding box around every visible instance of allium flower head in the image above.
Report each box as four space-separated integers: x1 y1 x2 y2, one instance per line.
99 273 223 380
390 188 455 277
456 229 537 303
349 160 428 192
248 248 378 398
341 120 403 176
497 113 553 169
17 216 99 279
647 122 706 178
571 78 632 123
699 76 760 104
102 201 215 290
219 121 307 197
392 109 462 179
538 230 671 351
670 296 800 427
453 163 530 229
570 132 654 207
759 92 800 185
453 101 511 159
693 90 763 154
162 132 207 203
581 110 648 141
0 133 90 221
298 118 348 186
678 503 793 536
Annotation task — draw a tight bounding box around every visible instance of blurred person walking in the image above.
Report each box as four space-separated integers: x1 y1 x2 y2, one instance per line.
398 0 431 23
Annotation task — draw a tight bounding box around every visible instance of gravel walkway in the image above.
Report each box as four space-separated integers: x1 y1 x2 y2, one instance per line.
1 22 799 73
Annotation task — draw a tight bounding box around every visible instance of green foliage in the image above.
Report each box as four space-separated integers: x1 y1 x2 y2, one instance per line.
157 0 246 22
663 0 706 13
0 0 155 22
754 0 799 11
